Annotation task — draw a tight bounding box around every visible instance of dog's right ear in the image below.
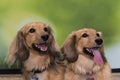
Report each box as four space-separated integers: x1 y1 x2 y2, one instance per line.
6 30 29 67
61 32 78 63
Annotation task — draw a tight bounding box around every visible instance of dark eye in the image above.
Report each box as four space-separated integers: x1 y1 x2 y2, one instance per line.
44 27 48 32
96 33 100 37
29 28 36 33
82 33 88 38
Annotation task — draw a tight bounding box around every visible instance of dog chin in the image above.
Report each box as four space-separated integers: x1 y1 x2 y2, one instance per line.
32 42 48 53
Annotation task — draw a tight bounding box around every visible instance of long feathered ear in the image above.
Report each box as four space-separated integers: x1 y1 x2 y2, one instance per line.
50 37 60 57
47 26 60 54
61 32 78 63
16 30 29 61
6 30 29 67
47 26 63 64
98 32 107 63
49 37 62 64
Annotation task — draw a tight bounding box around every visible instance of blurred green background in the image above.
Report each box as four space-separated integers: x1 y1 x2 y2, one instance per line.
0 0 120 69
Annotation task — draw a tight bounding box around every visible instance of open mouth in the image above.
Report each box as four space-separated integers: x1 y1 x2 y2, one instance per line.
83 47 95 57
32 42 48 52
83 47 103 65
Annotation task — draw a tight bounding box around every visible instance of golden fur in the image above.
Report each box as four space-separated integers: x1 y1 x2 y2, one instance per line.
61 28 111 80
6 22 65 80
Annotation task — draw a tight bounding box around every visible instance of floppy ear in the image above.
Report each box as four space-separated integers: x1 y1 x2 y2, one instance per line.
6 30 29 67
98 32 107 63
49 37 62 64
61 32 78 63
50 37 60 57
15 30 29 61
47 27 63 64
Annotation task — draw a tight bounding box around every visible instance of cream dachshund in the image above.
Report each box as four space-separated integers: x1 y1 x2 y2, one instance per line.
6 22 65 80
61 28 111 80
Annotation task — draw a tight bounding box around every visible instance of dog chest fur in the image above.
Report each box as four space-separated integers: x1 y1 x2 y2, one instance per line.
23 51 50 71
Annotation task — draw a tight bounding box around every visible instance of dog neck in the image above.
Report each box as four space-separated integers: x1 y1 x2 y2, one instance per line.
23 51 50 72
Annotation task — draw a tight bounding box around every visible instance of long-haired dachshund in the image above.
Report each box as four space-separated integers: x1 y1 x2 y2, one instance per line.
61 28 111 80
6 22 65 80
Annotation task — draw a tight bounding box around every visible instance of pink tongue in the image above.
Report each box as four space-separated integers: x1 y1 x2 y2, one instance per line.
91 49 103 65
38 44 48 51
40 46 47 51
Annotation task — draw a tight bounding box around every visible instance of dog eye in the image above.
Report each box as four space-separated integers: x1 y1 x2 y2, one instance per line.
81 33 88 38
44 27 48 32
96 33 100 37
29 28 36 33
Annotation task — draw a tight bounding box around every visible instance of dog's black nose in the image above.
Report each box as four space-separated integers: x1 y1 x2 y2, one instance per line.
95 39 103 45
41 34 49 41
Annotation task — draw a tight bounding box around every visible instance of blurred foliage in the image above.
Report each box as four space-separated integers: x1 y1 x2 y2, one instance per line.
0 0 120 68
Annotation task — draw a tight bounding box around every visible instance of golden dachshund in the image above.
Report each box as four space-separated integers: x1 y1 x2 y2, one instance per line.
61 28 111 80
6 22 65 80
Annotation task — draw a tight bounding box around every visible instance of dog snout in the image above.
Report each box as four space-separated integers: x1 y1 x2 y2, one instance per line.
95 39 103 45
41 34 49 41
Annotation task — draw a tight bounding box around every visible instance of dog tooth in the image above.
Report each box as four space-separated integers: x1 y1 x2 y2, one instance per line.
35 44 38 47
35 44 38 48
36 45 38 47
86 49 90 52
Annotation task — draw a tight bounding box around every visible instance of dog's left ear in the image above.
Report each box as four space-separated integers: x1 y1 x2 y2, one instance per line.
50 38 60 57
47 27 63 64
97 32 107 62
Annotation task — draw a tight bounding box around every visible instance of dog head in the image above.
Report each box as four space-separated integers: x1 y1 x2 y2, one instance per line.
61 28 106 64
6 22 60 67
